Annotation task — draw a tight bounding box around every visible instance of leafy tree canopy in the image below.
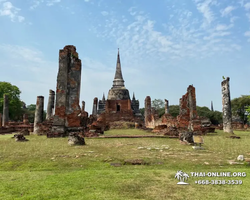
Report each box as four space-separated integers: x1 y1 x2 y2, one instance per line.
152 99 164 110
0 82 23 120
231 95 250 124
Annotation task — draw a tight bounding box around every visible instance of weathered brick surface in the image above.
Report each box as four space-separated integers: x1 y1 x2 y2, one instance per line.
144 96 155 128
152 85 213 134
51 45 82 136
221 77 233 134
34 96 44 134
46 90 55 120
2 94 9 126
92 97 98 116
23 114 29 125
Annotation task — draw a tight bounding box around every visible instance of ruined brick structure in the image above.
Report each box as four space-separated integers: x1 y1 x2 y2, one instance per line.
221 77 234 134
165 99 169 114
23 113 29 125
144 96 155 128
34 96 44 134
177 85 198 130
2 94 9 127
51 45 82 136
88 50 143 133
46 90 55 120
150 85 214 134
103 50 142 122
97 94 106 114
92 97 98 116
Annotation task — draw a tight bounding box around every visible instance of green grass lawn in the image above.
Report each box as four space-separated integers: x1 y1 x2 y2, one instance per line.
0 129 249 200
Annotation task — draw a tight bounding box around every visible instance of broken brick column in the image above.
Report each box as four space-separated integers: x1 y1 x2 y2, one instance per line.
164 99 169 114
92 97 98 116
187 85 197 120
178 85 199 130
221 77 234 134
52 45 82 136
34 96 44 134
82 101 85 112
23 113 29 125
144 96 154 128
46 89 55 120
2 94 9 127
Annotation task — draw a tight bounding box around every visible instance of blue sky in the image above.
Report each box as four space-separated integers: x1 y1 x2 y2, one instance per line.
0 0 250 114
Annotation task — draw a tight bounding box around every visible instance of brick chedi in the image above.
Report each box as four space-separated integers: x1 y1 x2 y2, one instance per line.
51 45 82 136
90 49 143 132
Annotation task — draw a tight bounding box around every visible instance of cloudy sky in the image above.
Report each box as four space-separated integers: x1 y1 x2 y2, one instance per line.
0 0 250 113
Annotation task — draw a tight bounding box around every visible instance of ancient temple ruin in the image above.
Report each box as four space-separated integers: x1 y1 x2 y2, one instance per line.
51 45 82 136
146 85 214 135
94 50 142 122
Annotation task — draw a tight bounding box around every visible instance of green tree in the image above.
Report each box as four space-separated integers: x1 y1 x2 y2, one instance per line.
246 106 250 123
197 106 222 125
139 108 145 117
231 95 250 124
25 104 47 123
0 82 23 121
169 105 180 117
152 99 164 111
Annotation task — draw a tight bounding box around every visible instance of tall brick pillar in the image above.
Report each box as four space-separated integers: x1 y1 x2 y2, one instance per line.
23 113 29 125
52 45 82 136
164 99 169 114
221 77 234 134
46 89 55 120
144 96 152 128
92 97 98 116
82 101 85 112
34 96 44 134
187 85 197 120
2 94 9 127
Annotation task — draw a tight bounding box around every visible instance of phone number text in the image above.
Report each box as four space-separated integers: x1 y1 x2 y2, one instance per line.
195 180 243 185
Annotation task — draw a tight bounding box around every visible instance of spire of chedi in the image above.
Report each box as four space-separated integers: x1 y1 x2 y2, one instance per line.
112 48 125 88
107 49 130 100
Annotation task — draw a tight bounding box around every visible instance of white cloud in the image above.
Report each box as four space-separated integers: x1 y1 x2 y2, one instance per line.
195 0 215 27
30 0 61 9
89 4 245 67
244 31 250 42
101 11 109 16
30 0 44 10
244 2 250 10
46 0 61 6
221 6 236 17
0 1 25 22
0 44 58 105
215 24 233 31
